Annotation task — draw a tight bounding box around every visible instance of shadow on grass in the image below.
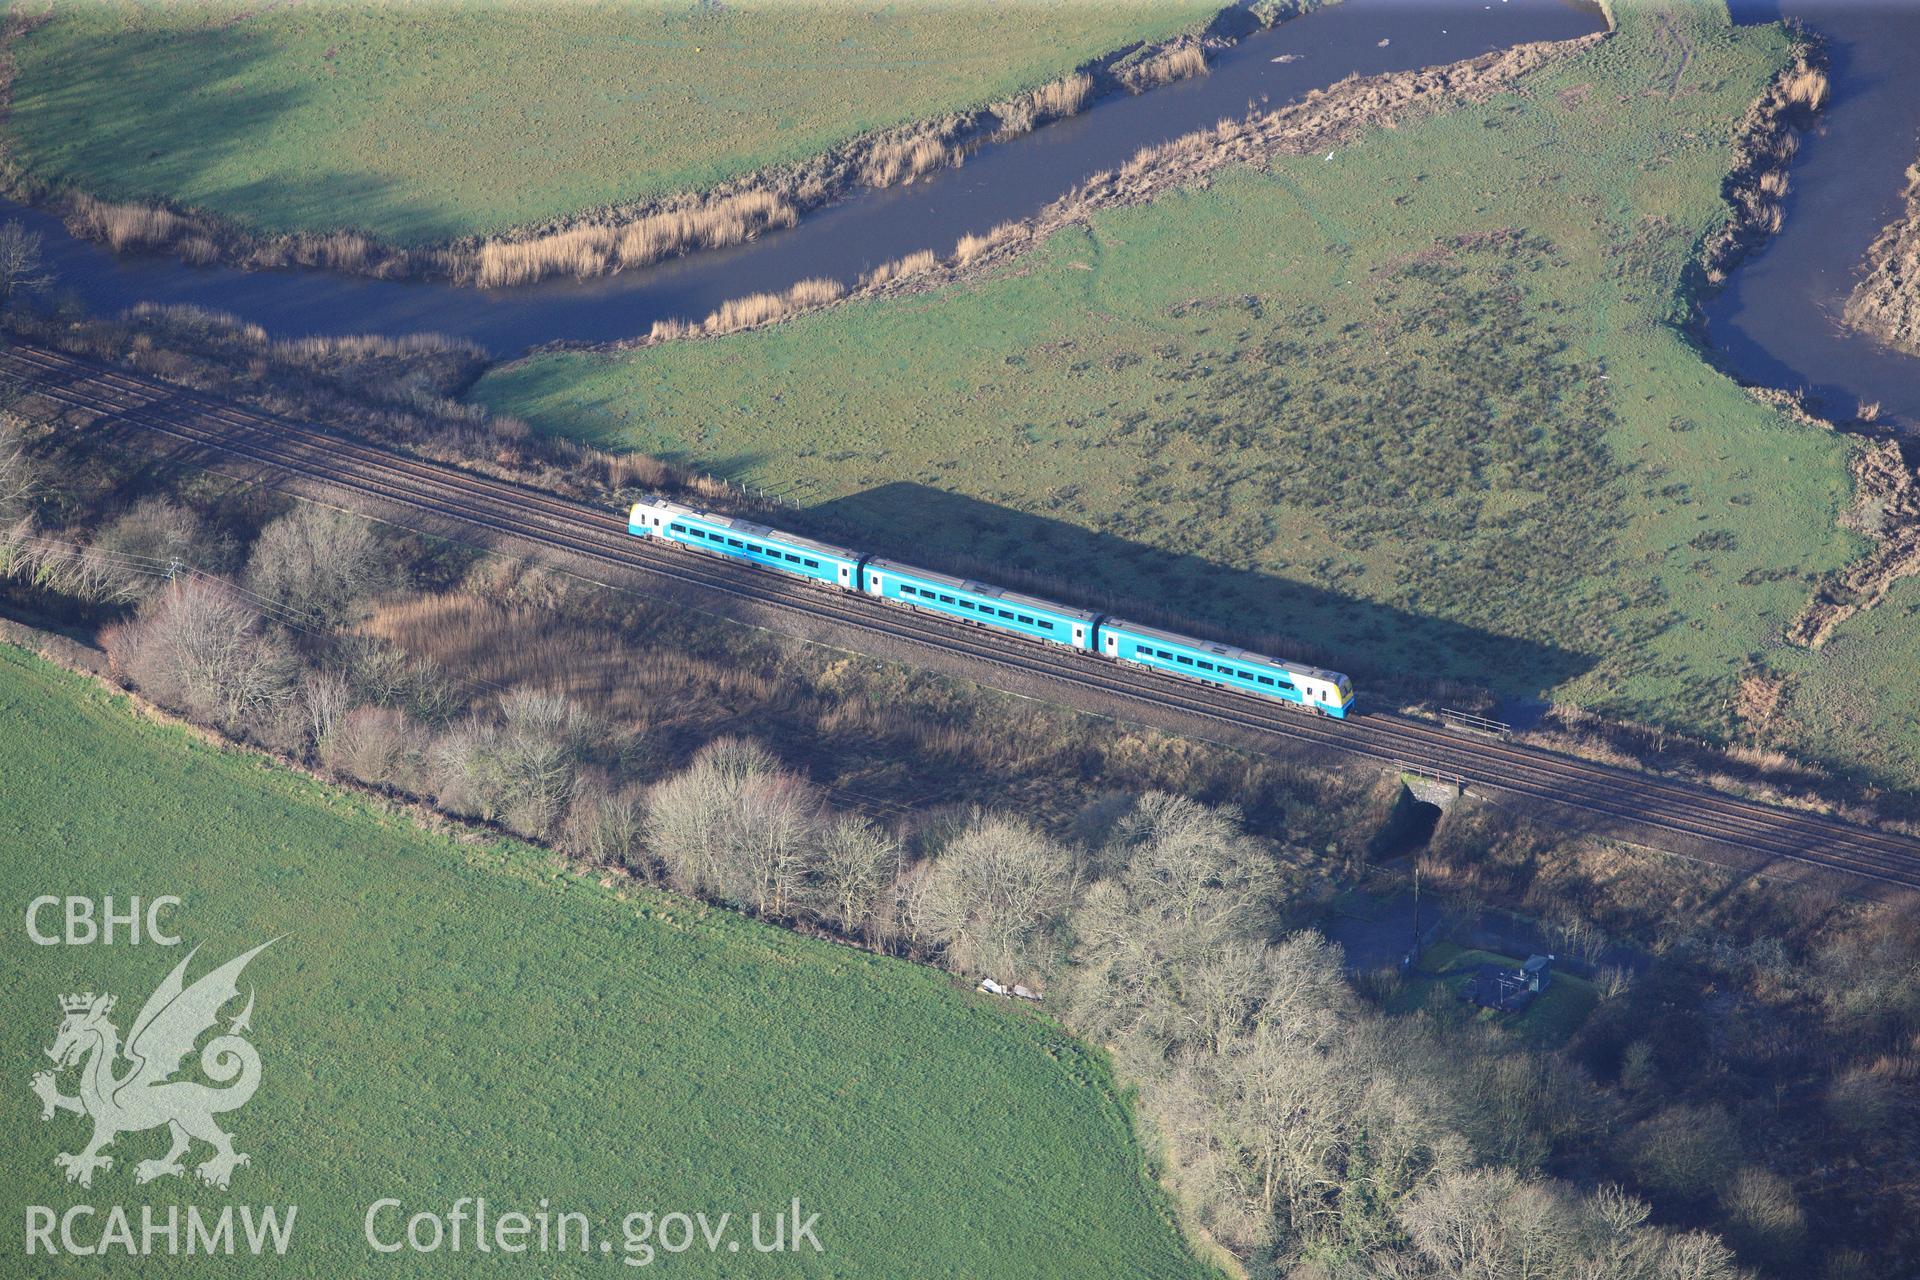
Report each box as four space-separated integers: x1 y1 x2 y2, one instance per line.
12 18 468 244
798 481 1594 696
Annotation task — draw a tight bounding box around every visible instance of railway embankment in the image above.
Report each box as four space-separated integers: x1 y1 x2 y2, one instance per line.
10 342 1920 896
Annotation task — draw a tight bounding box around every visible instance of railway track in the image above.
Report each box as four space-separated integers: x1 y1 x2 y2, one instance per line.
9 340 1920 894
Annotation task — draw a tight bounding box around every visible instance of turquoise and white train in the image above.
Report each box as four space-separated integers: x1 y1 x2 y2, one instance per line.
629 496 1354 717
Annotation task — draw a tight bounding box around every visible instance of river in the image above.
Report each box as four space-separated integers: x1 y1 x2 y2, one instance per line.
10 0 1912 429
6 0 1605 356
1708 0 1920 428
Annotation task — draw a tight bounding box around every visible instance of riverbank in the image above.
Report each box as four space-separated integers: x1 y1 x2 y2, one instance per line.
0 1 1250 288
1701 1 1920 428
478 6 1907 782
612 31 1604 347
1842 161 1920 359
0 0 1608 354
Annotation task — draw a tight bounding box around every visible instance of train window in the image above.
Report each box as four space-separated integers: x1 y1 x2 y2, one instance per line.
727 538 743 548
1017 614 1034 626
1040 621 1054 631
1197 660 1215 672
784 554 799 563
939 594 955 604
1177 655 1193 665
804 559 819 569
1258 675 1275 686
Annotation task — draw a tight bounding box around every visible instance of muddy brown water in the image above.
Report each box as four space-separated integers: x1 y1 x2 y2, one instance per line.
8 0 1605 356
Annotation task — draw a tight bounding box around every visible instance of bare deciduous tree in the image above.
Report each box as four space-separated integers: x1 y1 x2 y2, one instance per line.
246 503 392 626
324 706 425 789
0 221 51 307
812 815 901 940
645 736 780 896
724 770 820 918
301 667 354 751
1108 791 1273 934
644 737 820 915
113 577 297 731
0 411 41 521
562 774 647 869
912 814 1073 979
427 688 598 838
88 497 228 602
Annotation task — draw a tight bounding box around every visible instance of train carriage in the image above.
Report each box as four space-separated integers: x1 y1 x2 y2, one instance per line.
629 496 862 589
860 558 1101 652
626 496 1355 716
1098 617 1353 717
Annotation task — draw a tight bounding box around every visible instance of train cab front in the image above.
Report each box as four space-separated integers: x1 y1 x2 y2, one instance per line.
1323 674 1355 718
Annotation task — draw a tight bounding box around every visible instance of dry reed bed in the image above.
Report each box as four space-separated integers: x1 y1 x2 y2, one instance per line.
1697 39 1828 285
616 33 1602 348
28 18 1214 292
1841 161 1920 355
1118 42 1209 93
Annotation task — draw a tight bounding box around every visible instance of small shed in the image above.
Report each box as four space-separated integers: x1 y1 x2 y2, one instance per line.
1463 954 1554 1013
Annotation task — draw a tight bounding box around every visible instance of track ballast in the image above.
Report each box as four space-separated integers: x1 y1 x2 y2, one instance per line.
9 340 1918 895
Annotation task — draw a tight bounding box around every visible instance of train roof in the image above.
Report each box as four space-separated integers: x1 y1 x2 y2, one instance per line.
865 558 1104 624
634 496 862 562
1102 617 1349 684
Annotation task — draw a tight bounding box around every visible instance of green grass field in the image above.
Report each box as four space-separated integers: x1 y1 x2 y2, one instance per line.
6 1 1217 244
0 644 1209 1278
478 3 1914 780
1768 573 1920 787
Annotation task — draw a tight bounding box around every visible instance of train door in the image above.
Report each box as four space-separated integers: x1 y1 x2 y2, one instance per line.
838 563 852 588
1071 623 1086 648
866 570 884 597
1103 633 1119 657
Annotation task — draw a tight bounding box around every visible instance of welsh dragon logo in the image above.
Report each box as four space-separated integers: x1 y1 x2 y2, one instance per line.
31 941 274 1190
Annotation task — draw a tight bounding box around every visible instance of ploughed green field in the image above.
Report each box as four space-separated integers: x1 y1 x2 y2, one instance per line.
6 1 1217 244
0 645 1207 1278
480 3 1919 783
